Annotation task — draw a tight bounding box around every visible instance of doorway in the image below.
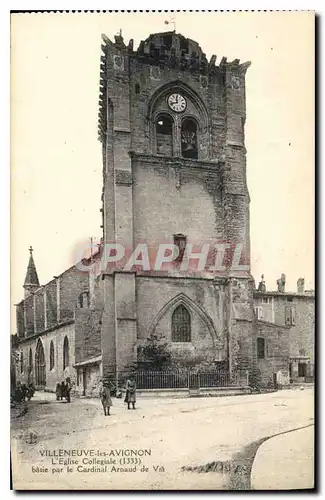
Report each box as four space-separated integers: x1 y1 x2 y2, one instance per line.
298 363 307 379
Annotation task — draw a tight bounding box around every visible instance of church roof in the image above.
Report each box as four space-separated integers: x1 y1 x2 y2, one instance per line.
24 246 40 288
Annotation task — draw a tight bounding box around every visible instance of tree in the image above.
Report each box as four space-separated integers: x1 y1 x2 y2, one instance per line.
138 332 171 370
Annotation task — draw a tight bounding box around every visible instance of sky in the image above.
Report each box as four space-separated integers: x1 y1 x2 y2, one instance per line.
10 11 314 332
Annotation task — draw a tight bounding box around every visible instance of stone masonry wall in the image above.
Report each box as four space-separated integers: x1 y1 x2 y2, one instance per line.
253 293 315 364
59 266 89 322
133 159 223 246
75 308 102 365
256 321 290 386
136 276 226 367
17 322 76 392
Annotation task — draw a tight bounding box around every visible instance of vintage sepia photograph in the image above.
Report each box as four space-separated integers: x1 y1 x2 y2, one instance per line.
10 11 315 490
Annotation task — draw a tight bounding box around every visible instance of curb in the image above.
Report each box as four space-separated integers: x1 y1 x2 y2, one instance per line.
181 423 314 491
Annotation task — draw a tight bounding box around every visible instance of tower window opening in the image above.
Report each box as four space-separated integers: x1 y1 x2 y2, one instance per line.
79 291 90 309
156 114 173 156
180 38 189 52
174 234 187 263
257 337 265 359
181 118 198 159
162 34 173 48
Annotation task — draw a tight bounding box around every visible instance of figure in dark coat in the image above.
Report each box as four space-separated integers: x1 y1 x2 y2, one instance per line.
21 384 28 402
56 383 61 401
65 378 71 403
99 382 112 416
14 382 23 403
124 376 136 410
27 383 35 401
60 381 66 401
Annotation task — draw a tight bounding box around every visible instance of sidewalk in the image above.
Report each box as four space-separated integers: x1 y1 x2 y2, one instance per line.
251 425 314 490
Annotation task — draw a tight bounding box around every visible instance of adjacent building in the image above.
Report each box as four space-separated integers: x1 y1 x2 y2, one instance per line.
254 276 315 383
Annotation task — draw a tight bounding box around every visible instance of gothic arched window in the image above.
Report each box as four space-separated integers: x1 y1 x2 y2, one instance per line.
79 291 90 309
181 118 198 159
50 341 55 371
156 114 173 156
257 337 265 359
172 305 191 342
29 348 33 371
63 336 69 370
35 339 46 386
20 352 24 374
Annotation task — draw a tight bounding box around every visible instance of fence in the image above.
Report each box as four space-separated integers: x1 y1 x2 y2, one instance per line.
135 370 249 390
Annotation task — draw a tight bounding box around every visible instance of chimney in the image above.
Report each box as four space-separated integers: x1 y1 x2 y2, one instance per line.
297 277 305 294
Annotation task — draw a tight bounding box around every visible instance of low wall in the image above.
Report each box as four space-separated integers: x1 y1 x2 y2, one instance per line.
136 387 251 398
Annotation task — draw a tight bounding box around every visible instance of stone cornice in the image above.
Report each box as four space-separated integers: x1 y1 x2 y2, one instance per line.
18 319 75 344
129 152 226 172
254 291 315 300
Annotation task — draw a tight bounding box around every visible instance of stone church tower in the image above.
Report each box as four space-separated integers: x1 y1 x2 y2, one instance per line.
98 31 255 383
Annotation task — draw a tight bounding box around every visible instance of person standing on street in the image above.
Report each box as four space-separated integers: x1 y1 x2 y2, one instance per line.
55 383 61 401
65 377 71 403
124 375 137 410
99 380 112 416
60 381 66 401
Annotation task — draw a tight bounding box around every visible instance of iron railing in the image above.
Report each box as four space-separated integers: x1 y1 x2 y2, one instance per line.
133 370 249 390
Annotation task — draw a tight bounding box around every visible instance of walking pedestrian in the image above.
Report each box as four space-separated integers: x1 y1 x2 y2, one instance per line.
124 375 137 410
99 381 112 416
27 383 35 401
55 382 61 401
65 377 71 403
60 381 66 401
14 382 23 403
21 384 28 402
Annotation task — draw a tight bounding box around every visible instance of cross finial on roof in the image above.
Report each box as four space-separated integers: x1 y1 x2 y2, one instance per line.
24 245 40 292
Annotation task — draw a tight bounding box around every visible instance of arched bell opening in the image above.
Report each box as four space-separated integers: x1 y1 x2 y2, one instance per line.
181 118 198 159
156 114 174 156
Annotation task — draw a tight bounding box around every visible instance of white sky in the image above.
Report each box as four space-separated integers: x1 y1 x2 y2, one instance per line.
10 11 314 332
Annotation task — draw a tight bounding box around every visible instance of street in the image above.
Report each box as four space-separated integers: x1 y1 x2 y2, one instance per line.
11 387 314 490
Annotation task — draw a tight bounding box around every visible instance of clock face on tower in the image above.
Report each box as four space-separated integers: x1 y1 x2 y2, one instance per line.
167 93 187 113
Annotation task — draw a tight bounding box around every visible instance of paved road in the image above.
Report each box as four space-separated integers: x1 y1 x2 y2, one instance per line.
11 388 314 490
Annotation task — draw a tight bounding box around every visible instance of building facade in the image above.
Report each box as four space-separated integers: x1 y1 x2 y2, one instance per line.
98 31 256 383
254 277 315 382
15 31 303 395
15 247 101 393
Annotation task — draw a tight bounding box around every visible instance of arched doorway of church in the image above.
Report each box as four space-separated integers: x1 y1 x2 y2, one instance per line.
35 339 46 388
